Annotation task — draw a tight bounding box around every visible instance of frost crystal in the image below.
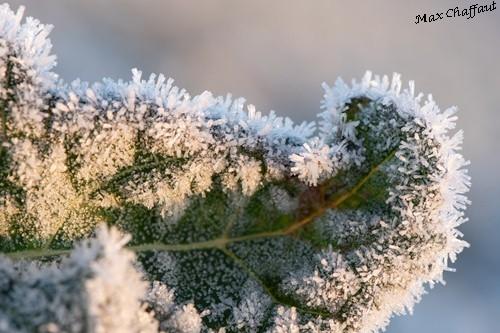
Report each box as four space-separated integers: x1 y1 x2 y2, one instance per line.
0 225 200 333
0 4 470 333
290 138 337 186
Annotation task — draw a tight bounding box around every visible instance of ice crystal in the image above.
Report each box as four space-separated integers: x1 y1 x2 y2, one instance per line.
290 138 336 186
0 225 201 333
0 4 470 333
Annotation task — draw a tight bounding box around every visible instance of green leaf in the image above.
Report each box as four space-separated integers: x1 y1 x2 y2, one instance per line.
2 97 402 330
0 8 469 331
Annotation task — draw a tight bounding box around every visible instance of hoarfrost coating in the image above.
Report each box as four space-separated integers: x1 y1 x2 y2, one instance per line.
0 4 470 333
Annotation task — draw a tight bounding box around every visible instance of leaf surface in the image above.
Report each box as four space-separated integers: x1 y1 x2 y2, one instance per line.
0 5 470 333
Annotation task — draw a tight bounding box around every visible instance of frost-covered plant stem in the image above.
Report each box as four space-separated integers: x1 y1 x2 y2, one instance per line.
0 4 470 333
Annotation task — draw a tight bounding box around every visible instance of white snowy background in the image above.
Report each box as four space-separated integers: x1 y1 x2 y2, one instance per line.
6 1 499 331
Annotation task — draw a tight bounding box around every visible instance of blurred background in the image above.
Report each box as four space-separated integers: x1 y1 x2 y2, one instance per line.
7 1 498 331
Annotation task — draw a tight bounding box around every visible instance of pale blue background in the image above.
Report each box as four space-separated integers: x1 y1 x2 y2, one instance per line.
7 1 499 331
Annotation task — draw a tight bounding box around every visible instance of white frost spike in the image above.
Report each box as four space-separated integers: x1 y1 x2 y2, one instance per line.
290 138 334 186
0 4 57 87
81 226 153 333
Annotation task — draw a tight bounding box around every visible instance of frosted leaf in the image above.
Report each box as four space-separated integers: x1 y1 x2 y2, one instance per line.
0 225 160 333
0 4 470 333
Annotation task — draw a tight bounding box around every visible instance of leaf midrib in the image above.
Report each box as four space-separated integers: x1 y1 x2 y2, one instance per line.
4 148 396 259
